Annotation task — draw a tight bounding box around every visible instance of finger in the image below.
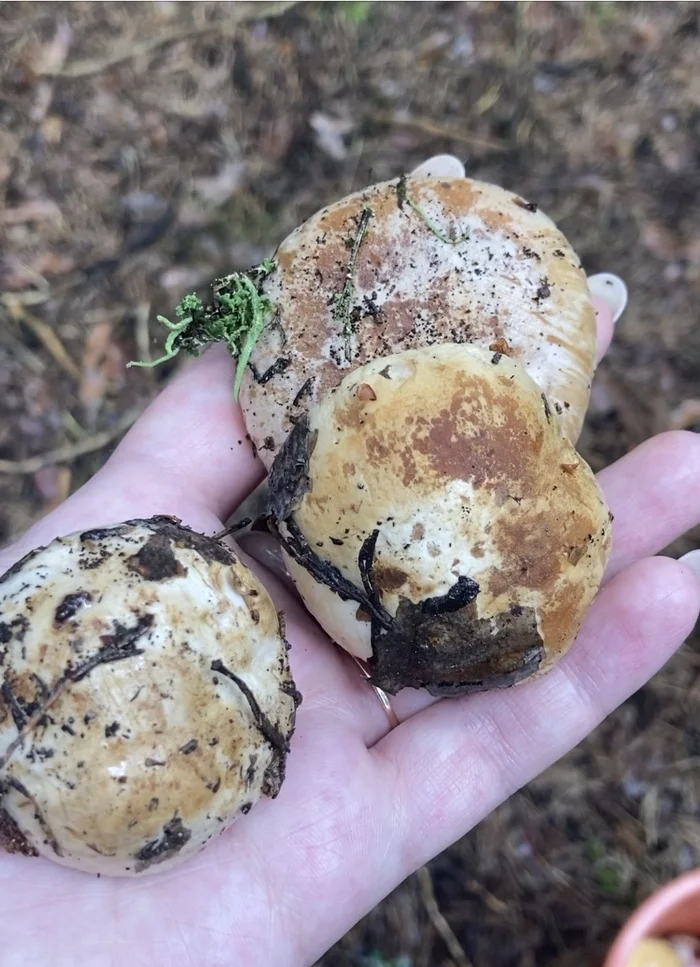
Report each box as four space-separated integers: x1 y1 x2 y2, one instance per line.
410 154 466 179
601 430 700 580
370 555 700 876
0 345 263 569
593 295 615 363
681 549 700 580
588 273 628 325
114 344 263 520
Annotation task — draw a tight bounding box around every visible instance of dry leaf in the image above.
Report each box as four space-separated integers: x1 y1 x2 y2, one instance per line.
0 252 74 291
34 465 72 512
30 82 54 124
193 162 245 206
23 21 73 79
669 400 700 432
8 306 80 381
309 112 354 161
258 115 295 164
0 200 62 225
41 115 64 145
641 220 682 261
79 322 126 422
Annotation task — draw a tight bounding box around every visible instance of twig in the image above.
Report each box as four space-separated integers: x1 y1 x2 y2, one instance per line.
41 4 298 79
0 617 151 772
417 865 474 967
211 659 290 757
134 302 152 366
0 407 143 476
396 175 469 246
7 303 81 380
377 111 508 152
332 207 373 362
1 327 45 375
465 877 508 914
0 289 52 307
0 199 62 224
62 411 87 441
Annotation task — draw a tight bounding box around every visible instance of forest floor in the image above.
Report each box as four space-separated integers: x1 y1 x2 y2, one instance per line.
1 3 699 964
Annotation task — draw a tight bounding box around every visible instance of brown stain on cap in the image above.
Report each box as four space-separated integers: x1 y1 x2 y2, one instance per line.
241 174 598 471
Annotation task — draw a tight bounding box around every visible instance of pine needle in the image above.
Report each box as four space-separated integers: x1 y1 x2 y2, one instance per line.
396 174 470 245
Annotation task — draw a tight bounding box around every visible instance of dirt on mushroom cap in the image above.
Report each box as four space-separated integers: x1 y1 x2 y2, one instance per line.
239 174 597 470
0 516 300 876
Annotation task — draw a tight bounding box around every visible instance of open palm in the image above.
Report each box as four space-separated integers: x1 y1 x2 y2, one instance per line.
1 300 699 967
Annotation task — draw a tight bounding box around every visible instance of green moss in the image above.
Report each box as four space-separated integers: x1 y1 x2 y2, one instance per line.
127 259 277 400
340 1 372 25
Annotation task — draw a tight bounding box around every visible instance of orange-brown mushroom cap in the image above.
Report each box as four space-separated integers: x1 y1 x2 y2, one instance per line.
268 345 612 697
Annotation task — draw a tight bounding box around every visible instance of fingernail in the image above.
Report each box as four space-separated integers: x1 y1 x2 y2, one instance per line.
679 550 700 583
587 273 628 324
410 154 466 179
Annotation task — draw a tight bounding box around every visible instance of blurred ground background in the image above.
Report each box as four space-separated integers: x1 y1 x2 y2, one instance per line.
1 1 699 964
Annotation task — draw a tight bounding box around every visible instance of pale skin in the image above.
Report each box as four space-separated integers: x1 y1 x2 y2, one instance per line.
1 300 700 967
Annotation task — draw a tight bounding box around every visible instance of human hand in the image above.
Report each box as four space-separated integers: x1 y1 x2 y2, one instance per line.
1 179 699 967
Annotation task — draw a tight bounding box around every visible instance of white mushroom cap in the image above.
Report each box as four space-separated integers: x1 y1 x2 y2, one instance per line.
0 516 300 876
240 173 597 469
268 345 611 696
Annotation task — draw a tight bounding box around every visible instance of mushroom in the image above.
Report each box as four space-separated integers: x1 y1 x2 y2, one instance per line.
238 171 598 469
266 344 612 696
0 516 300 876
624 938 687 967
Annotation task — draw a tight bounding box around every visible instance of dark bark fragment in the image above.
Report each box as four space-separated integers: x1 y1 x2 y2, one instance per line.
270 518 391 628
514 197 538 212
0 803 37 856
126 533 187 581
266 413 313 522
211 659 289 757
292 377 314 407
368 597 544 697
542 393 552 423
0 547 45 585
1 681 26 730
421 576 480 615
249 357 290 385
4 776 61 856
0 616 29 646
81 517 235 568
211 658 293 799
134 815 192 872
55 591 92 624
